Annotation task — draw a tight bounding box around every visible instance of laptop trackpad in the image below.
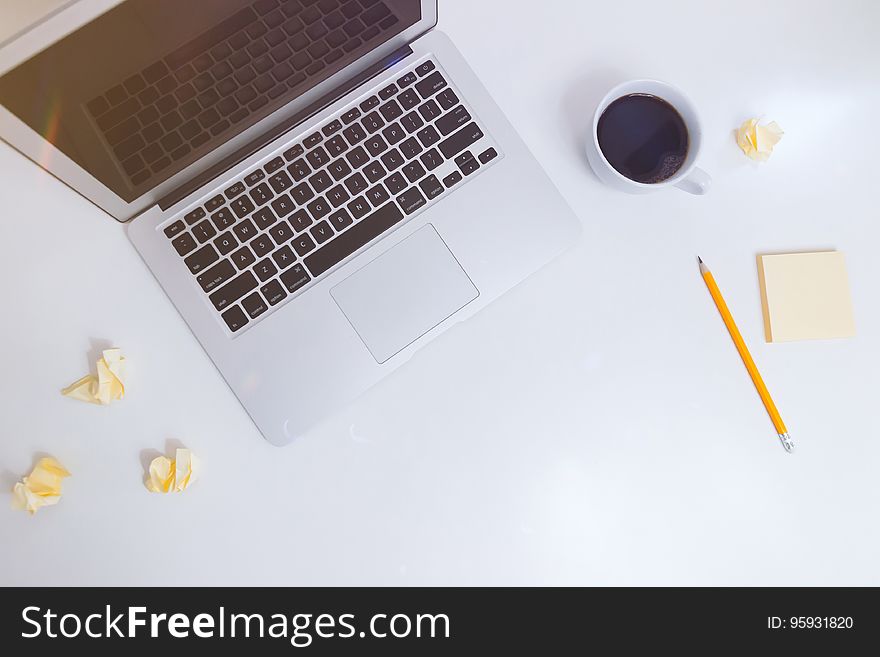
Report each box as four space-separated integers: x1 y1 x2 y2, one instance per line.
330 225 479 363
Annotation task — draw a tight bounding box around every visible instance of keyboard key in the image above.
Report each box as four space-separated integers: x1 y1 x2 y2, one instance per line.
457 152 480 176
184 244 220 273
253 206 278 230
479 147 498 164
271 193 296 217
306 146 330 168
269 220 295 244
172 232 198 255
322 119 342 136
326 135 349 156
328 208 353 231
288 158 311 181
305 201 404 276
418 99 441 122
455 150 475 166
442 171 462 187
437 88 459 110
343 122 366 144
245 169 266 185
363 161 387 183
362 111 384 133
399 136 422 159
436 105 472 136
230 245 257 270
345 145 369 169
415 71 447 98
289 209 312 233
379 99 402 122
327 184 350 207
381 122 405 145
402 160 426 183
224 181 246 198
213 231 239 255
164 220 185 238
307 197 332 220
438 122 484 159
254 257 278 282
268 170 293 193
221 305 249 332
261 279 287 305
420 148 443 171
231 195 256 218
347 196 370 219
291 182 315 205
309 170 333 193
415 61 435 77
366 184 390 207
344 171 368 194
210 271 258 311
242 292 268 319
397 71 417 88
359 95 379 112
184 207 207 225
249 182 273 206
342 107 361 124
419 174 444 200
365 135 388 156
400 111 424 134
233 218 257 241
397 187 426 215
138 63 166 87
398 88 420 110
193 219 217 243
271 245 296 269
328 158 352 181
283 144 304 161
250 233 275 258
265 156 285 173
381 148 404 171
310 220 334 244
205 195 225 212
378 83 397 100
197 258 237 292
292 232 316 256
280 262 311 293
384 171 407 195
303 131 322 149
210 208 236 230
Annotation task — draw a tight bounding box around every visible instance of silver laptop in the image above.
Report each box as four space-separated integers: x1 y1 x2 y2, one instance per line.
0 0 579 445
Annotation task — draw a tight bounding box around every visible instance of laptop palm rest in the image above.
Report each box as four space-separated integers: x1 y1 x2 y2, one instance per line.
330 225 479 364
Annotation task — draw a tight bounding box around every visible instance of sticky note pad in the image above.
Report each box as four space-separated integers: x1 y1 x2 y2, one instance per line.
757 251 855 342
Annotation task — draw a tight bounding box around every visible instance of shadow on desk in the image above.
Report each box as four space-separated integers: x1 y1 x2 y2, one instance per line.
560 67 630 172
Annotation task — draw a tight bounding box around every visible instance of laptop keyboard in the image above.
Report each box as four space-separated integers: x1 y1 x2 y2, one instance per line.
162 58 499 334
85 0 400 188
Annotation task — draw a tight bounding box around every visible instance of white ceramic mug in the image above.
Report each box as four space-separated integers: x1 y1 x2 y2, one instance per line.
586 79 711 195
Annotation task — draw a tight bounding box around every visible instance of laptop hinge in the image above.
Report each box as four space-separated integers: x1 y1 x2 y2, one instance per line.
158 45 413 211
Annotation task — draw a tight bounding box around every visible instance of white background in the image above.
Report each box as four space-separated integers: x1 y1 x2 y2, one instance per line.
1 0 879 585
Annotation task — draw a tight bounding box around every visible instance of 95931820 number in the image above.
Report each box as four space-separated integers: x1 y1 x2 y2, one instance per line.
768 616 854 630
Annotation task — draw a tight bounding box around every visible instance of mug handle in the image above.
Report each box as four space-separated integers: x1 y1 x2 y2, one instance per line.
674 167 712 195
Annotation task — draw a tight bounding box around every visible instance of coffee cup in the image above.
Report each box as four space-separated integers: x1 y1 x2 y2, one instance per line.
586 79 711 195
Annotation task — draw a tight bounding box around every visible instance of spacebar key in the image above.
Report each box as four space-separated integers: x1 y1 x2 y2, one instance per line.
305 202 404 277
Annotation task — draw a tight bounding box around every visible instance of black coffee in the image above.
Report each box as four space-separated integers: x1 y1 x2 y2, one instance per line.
597 93 689 184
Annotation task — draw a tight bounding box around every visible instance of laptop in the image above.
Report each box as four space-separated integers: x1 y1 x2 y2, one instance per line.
0 0 580 445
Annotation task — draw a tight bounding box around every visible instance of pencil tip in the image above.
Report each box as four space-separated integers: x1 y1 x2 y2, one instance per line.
697 256 703 264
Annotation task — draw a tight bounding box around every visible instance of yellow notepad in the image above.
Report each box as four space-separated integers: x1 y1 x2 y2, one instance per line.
757 251 855 342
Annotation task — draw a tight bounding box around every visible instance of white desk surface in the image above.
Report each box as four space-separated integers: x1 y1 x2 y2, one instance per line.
2 0 879 586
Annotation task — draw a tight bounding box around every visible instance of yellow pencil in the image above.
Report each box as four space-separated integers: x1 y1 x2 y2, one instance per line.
698 257 794 453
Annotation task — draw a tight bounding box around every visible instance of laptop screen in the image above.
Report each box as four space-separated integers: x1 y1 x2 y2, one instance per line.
0 0 421 203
